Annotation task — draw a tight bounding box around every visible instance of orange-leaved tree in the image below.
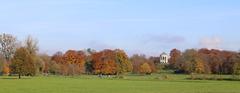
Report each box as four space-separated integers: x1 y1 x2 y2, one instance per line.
92 49 117 75
62 50 85 75
169 49 181 69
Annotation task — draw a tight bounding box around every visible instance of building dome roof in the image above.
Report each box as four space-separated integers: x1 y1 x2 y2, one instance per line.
160 52 167 55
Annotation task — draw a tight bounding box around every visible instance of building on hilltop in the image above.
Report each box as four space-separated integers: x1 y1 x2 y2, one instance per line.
159 52 170 64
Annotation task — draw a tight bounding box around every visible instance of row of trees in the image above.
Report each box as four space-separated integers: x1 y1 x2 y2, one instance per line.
1 33 240 79
0 33 157 78
169 48 240 75
49 49 155 76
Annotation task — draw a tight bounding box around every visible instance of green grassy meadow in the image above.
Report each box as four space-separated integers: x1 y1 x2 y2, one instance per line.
0 74 240 93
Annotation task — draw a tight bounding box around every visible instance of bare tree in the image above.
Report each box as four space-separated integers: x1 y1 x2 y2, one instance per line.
24 35 39 55
0 33 17 61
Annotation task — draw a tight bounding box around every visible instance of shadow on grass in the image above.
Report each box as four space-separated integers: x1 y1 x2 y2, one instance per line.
186 78 240 82
0 77 32 79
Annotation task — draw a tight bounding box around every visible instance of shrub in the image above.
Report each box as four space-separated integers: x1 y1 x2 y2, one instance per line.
139 63 152 75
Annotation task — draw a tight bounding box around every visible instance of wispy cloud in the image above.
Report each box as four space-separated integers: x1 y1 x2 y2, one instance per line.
144 34 185 44
87 41 116 51
199 36 222 49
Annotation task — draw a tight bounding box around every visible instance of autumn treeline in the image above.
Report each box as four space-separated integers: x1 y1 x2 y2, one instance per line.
169 48 240 75
0 33 157 78
47 49 157 75
48 49 133 75
1 33 240 78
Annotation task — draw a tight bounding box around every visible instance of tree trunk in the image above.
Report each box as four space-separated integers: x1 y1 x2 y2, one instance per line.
18 73 21 79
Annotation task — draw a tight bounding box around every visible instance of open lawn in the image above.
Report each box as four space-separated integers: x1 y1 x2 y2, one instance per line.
0 74 240 93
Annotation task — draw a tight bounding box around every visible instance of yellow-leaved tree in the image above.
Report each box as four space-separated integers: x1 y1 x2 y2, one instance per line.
139 62 152 75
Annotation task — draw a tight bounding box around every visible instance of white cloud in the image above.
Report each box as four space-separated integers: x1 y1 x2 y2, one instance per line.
199 36 222 49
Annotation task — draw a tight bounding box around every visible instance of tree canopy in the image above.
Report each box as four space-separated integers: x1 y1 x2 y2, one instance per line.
10 47 35 78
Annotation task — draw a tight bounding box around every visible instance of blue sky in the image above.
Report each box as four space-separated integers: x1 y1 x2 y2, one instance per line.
1 0 240 56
